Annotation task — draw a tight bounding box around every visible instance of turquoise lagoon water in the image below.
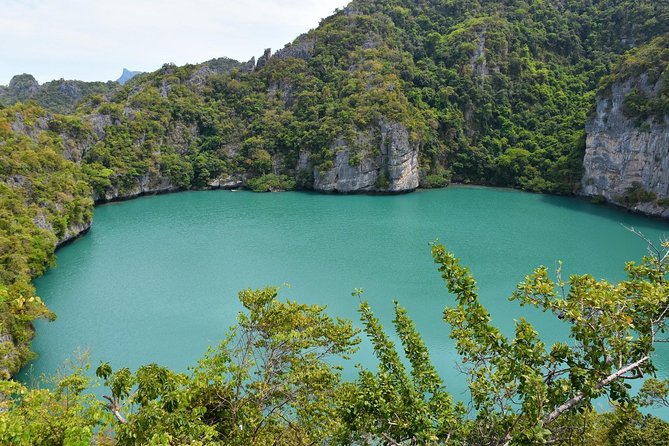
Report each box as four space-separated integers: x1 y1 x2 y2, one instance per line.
20 187 669 413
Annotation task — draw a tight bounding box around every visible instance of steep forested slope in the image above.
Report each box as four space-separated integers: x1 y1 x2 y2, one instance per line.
0 104 93 376
61 0 667 199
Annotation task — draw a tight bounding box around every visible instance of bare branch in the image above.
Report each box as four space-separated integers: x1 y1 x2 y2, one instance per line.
102 395 127 424
543 355 649 425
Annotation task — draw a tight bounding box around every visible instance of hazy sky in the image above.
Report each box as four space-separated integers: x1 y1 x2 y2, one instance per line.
1 0 350 85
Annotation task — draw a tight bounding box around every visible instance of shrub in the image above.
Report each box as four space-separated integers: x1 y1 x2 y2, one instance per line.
420 174 450 189
656 197 669 207
590 194 607 204
247 174 296 192
375 172 390 189
617 182 657 207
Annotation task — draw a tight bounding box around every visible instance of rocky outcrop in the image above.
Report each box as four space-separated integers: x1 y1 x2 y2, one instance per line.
57 220 92 246
7 74 39 99
187 58 241 87
313 120 419 193
0 333 19 380
94 173 177 203
581 74 669 216
208 174 246 189
273 35 315 61
256 49 272 70
31 211 92 247
116 68 142 85
240 57 256 73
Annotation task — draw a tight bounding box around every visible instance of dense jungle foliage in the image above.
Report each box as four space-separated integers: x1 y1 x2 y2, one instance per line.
0 104 93 377
2 0 669 443
3 0 668 196
67 0 669 196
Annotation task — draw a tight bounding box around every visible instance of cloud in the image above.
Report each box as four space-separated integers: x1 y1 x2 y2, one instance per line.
0 0 348 84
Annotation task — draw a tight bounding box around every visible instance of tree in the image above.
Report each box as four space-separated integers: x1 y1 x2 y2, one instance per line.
335 290 467 445
96 287 360 445
430 235 669 444
0 357 109 446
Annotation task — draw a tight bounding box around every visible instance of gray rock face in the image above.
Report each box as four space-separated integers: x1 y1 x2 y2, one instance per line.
30 206 92 247
256 48 272 70
240 57 256 73
208 174 246 189
58 82 82 100
582 75 669 216
94 173 177 203
8 74 39 99
313 120 419 193
117 68 142 85
0 332 17 379
58 220 92 246
274 35 315 61
187 66 214 87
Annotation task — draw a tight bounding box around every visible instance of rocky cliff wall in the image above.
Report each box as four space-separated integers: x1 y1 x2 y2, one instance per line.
313 120 419 193
582 75 669 217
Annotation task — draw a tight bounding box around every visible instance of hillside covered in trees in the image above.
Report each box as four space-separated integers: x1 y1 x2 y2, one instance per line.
53 0 669 196
2 0 669 443
4 0 668 198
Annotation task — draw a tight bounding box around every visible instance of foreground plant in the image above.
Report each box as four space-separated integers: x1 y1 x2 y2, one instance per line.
0 358 110 446
432 237 669 444
3 241 669 445
95 287 360 445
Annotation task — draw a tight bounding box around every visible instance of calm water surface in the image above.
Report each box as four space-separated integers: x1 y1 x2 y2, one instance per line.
20 187 669 413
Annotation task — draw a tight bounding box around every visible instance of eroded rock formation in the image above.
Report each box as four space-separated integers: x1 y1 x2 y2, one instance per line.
313 121 419 193
582 74 669 217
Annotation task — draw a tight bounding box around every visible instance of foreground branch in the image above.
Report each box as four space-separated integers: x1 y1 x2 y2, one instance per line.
102 395 127 424
543 355 649 425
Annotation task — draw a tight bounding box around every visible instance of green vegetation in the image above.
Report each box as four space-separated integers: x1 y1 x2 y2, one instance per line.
596 33 669 126
617 181 658 207
1 0 669 442
3 0 665 198
0 104 93 377
0 74 118 114
247 173 296 192
2 243 669 444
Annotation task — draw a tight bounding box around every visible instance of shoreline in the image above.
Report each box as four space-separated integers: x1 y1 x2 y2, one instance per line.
53 183 669 256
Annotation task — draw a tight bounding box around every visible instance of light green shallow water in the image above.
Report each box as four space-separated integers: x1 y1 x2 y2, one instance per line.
19 187 669 414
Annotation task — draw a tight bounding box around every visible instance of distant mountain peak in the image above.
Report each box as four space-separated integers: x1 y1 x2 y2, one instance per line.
116 68 142 85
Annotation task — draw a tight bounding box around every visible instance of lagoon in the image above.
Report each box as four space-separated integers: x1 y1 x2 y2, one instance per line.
20 187 669 412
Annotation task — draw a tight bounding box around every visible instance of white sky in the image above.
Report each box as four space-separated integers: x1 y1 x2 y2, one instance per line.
0 0 350 85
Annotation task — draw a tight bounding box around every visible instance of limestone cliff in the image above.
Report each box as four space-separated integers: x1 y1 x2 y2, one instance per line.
313 121 419 193
582 75 669 217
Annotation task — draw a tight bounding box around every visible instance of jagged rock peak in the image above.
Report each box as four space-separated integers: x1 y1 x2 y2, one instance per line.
117 68 142 85
274 34 316 61
255 48 272 70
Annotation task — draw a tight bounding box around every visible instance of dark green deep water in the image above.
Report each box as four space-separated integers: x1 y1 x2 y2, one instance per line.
20 187 669 413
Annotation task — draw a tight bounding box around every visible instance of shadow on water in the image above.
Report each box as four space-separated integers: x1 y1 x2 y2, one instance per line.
538 193 669 232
